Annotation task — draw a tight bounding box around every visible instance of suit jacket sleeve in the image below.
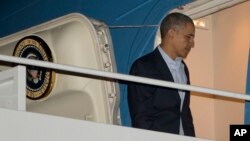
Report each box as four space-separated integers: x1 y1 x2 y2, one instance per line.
127 61 156 130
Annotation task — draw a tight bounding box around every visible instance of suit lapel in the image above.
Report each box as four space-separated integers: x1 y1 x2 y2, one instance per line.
151 48 181 100
152 48 174 82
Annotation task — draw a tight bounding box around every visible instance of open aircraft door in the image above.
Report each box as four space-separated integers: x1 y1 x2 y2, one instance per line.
0 13 120 125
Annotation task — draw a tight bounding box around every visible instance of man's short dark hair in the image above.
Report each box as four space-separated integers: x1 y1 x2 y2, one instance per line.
160 12 194 39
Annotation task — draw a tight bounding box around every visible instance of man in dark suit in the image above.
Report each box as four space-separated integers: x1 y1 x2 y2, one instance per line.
127 12 195 136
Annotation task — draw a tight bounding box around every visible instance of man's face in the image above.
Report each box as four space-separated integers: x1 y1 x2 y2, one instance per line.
172 23 195 59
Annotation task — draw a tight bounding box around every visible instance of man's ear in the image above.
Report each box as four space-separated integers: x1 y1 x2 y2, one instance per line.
167 29 175 39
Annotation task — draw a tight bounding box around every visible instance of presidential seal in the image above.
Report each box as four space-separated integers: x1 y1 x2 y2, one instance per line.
13 36 55 100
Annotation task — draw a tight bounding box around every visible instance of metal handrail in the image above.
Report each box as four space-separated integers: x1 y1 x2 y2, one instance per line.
0 54 249 101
